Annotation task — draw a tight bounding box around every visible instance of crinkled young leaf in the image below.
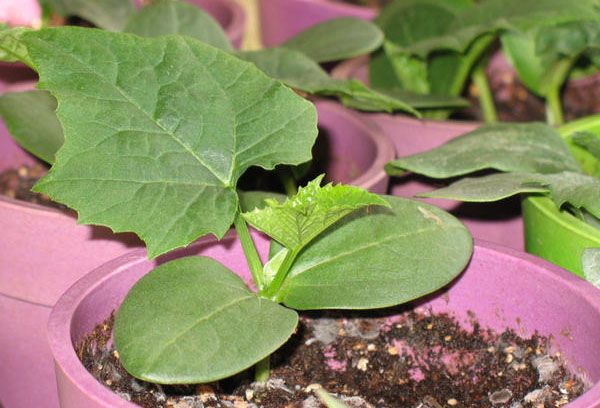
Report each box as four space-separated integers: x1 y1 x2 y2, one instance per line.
237 47 419 115
123 0 232 51
243 175 389 251
278 196 473 309
238 191 286 212
282 17 383 63
0 90 63 164
583 248 600 287
46 0 135 31
545 172 600 219
114 256 298 384
573 131 600 161
536 21 600 66
386 123 581 177
402 0 600 57
27 28 317 257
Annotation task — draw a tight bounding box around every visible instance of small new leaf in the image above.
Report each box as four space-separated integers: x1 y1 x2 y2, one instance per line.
242 175 389 252
315 388 352 408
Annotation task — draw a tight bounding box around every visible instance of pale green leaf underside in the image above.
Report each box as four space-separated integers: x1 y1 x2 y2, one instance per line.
114 256 298 384
123 0 232 51
237 47 419 115
280 195 473 310
26 28 317 258
46 0 135 31
583 248 600 287
386 123 581 177
402 0 600 57
0 90 63 164
282 17 383 63
420 171 600 219
243 175 389 251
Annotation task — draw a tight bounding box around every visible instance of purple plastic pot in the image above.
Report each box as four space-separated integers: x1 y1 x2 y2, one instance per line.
47 236 600 407
179 0 246 48
258 0 375 47
314 100 394 194
332 57 524 249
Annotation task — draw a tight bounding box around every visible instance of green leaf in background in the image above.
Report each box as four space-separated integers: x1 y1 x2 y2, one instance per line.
418 172 549 201
27 28 317 258
0 27 31 65
282 17 383 63
46 0 135 31
535 21 600 66
500 30 546 95
114 256 298 383
419 171 600 220
573 131 600 161
378 88 469 110
123 0 232 51
237 47 419 115
279 196 472 309
238 191 286 212
243 175 389 252
386 123 581 178
0 90 63 164
582 248 600 287
405 0 600 57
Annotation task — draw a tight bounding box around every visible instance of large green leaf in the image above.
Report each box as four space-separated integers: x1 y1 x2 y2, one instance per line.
282 17 383 63
386 123 581 178
27 28 317 257
123 0 232 51
46 0 135 31
114 256 298 384
237 47 418 115
243 175 389 251
419 171 600 219
403 0 600 57
0 27 31 65
0 90 63 164
573 131 600 161
278 196 473 309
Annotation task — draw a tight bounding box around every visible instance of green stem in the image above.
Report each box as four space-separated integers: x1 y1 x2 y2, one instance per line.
261 248 299 300
233 212 264 291
545 58 574 127
472 62 497 123
254 356 270 382
277 167 298 196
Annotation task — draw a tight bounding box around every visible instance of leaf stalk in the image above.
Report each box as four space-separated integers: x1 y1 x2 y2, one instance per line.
472 62 497 123
233 211 265 291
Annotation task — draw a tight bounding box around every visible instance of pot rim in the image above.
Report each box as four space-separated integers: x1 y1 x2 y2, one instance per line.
314 99 395 191
47 238 600 407
217 0 246 48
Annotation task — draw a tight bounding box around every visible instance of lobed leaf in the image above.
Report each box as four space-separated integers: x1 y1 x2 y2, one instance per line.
123 0 232 51
243 175 389 252
237 47 419 115
386 123 581 178
278 196 473 309
26 27 317 258
0 90 63 164
282 17 383 63
45 0 135 31
114 256 298 384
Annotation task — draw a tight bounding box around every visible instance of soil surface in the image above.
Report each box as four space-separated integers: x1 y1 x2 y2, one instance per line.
0 164 65 210
78 308 587 408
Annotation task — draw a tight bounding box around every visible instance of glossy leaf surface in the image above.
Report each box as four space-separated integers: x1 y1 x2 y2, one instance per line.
27 28 317 257
114 256 298 383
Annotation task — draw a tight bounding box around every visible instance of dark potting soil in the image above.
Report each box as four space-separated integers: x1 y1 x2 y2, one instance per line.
77 308 588 408
0 164 66 210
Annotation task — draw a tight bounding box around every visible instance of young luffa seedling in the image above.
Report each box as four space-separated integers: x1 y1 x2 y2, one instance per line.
15 27 472 384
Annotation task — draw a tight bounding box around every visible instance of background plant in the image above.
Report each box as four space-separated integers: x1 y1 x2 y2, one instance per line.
14 26 473 384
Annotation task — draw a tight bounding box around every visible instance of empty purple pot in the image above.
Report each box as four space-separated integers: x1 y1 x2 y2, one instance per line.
47 235 600 407
258 0 375 47
332 57 524 250
183 0 246 48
